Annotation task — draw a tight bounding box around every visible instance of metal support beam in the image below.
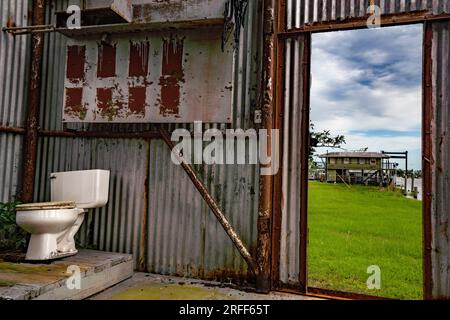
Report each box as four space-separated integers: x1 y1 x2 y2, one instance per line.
20 0 45 203
1 126 160 140
256 0 277 293
270 0 287 291
38 129 160 140
0 126 26 135
277 11 450 37
299 32 312 294
158 126 257 277
422 21 433 300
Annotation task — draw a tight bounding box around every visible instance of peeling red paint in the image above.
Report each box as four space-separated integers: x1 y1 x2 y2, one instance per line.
128 86 146 115
159 37 184 116
65 87 86 119
97 43 116 78
96 88 113 111
129 41 150 77
66 46 86 81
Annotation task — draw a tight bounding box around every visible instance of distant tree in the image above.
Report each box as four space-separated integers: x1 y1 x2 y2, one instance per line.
309 122 346 160
396 169 421 178
414 170 422 178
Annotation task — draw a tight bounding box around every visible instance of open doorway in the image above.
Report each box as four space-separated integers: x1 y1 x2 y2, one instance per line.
307 24 424 299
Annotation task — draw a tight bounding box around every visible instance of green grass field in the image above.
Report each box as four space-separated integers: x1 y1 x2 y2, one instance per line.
308 181 423 299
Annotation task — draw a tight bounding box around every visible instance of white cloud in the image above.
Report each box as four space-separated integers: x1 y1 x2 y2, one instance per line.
310 24 423 169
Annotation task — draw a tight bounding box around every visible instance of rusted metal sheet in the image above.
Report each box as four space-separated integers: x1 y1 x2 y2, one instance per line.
0 0 30 203
430 20 450 299
145 138 259 281
132 0 226 23
159 126 257 275
83 0 133 22
63 28 234 123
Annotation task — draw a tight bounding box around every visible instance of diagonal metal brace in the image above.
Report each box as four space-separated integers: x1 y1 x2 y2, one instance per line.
158 126 257 276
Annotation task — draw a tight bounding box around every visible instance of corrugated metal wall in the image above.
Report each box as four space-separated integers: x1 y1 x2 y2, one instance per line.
279 35 306 285
284 0 450 29
0 0 30 203
431 21 450 299
33 0 262 281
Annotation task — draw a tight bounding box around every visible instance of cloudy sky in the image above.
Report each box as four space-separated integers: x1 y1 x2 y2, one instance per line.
311 24 423 170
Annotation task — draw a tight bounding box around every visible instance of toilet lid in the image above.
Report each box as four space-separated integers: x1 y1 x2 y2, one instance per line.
16 201 76 211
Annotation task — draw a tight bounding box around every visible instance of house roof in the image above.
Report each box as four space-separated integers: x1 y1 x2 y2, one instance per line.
319 152 389 159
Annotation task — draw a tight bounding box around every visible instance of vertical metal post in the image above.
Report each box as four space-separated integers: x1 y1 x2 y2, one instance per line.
256 0 277 293
422 21 433 300
20 0 45 203
270 0 287 290
405 150 409 194
299 32 311 293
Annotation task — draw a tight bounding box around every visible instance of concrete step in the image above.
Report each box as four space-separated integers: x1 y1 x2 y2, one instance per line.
0 250 133 300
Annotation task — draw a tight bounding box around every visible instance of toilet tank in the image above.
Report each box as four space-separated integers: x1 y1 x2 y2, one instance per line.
50 170 110 209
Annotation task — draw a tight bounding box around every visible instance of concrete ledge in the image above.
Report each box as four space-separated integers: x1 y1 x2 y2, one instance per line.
0 250 133 300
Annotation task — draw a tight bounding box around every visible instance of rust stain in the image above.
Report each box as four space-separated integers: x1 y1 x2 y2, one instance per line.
129 41 150 77
128 86 146 115
6 16 16 28
159 36 185 116
66 45 86 81
97 43 116 78
65 87 87 120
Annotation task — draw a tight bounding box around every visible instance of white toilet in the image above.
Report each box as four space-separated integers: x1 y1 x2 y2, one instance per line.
16 170 110 261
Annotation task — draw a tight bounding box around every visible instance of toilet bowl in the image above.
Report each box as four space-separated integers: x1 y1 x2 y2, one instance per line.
16 170 110 261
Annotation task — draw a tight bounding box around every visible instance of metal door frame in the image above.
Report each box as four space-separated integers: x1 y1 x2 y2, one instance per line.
271 1 443 300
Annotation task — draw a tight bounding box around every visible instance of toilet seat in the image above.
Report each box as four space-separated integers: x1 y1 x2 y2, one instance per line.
16 201 76 211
